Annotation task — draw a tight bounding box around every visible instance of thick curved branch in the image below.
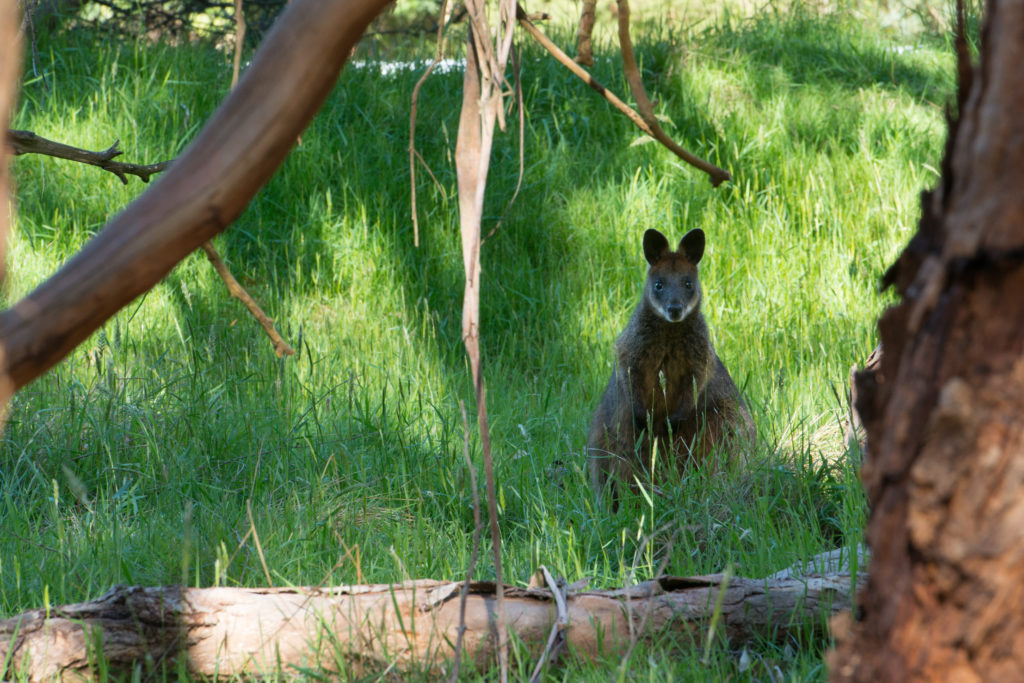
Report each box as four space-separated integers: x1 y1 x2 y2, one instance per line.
7 129 172 184
0 0 394 393
615 0 731 186
515 5 731 187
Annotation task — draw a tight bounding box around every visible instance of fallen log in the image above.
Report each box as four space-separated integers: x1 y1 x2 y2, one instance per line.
0 549 866 680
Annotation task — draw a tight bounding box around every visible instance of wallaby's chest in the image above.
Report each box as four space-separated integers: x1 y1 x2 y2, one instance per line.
619 335 703 406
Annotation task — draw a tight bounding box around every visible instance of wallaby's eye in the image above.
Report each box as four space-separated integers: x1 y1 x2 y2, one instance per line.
685 279 693 290
654 280 664 292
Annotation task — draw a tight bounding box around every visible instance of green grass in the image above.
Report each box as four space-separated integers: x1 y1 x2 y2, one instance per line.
2 3 955 679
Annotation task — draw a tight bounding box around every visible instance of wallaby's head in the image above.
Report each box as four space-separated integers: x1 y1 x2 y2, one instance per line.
641 228 704 323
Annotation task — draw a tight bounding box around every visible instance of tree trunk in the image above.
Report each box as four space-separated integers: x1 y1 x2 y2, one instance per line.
0 551 863 681
829 1 1024 680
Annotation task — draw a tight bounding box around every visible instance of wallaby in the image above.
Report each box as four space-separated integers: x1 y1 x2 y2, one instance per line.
587 228 753 504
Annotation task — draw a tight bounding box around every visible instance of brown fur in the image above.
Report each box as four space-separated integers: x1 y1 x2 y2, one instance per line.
587 228 754 504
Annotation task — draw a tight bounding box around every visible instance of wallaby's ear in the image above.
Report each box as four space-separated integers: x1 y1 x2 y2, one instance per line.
643 229 670 265
679 229 705 265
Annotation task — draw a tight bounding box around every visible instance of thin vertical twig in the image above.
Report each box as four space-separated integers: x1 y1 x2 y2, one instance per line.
408 0 451 247
232 0 246 87
246 498 274 586
448 401 485 683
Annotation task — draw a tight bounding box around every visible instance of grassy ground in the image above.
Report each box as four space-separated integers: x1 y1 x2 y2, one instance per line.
2 2 954 679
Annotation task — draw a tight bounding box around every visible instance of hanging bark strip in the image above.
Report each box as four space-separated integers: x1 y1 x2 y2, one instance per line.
829 1 1024 679
0 0 394 394
453 0 516 677
0 550 864 681
514 6 730 187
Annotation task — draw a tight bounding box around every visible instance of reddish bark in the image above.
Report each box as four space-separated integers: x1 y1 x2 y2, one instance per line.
0 2 21 407
829 1 1024 680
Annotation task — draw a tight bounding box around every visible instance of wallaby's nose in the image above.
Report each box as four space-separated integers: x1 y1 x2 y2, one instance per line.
666 303 684 321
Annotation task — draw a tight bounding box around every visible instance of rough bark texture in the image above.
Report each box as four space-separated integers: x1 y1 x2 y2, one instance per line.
0 553 863 681
0 0 393 394
829 1 1024 680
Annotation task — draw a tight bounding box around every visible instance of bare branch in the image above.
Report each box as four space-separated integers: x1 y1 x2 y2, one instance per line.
200 243 295 357
615 0 731 186
515 4 731 187
7 129 172 184
8 44 297 362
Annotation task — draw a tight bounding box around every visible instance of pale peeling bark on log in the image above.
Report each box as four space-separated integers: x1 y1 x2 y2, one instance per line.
0 555 865 681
